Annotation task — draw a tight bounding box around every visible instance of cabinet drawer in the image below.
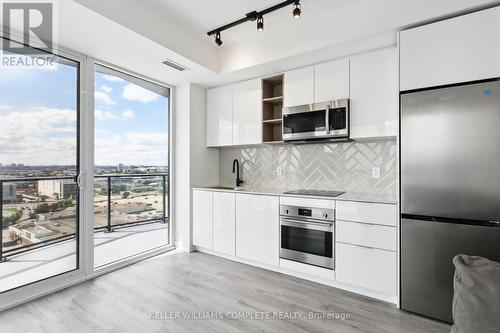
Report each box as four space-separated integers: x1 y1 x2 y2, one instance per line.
337 220 396 251
336 201 396 226
336 242 396 295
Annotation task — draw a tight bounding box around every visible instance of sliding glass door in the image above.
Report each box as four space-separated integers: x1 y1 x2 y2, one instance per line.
0 38 171 308
93 64 170 268
0 38 80 292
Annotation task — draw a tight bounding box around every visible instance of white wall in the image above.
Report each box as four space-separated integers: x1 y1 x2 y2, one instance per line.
173 84 218 251
190 85 219 188
173 85 191 251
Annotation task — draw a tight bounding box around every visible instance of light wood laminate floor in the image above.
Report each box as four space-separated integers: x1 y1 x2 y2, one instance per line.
0 252 450 333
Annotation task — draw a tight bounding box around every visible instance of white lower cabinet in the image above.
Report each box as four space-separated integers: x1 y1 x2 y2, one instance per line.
212 192 236 256
336 201 397 296
192 190 213 249
336 220 396 252
235 194 279 266
193 189 398 302
336 201 397 226
336 242 397 295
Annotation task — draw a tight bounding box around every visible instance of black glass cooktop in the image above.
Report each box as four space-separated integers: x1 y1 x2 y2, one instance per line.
282 189 345 197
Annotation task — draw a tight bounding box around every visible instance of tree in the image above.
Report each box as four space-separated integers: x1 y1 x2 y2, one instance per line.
60 199 73 208
111 185 127 194
122 191 130 199
50 203 60 212
35 203 50 214
2 210 22 225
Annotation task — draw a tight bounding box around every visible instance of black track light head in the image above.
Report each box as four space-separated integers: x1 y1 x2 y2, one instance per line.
215 31 222 46
207 1 304 43
257 16 264 32
293 1 301 19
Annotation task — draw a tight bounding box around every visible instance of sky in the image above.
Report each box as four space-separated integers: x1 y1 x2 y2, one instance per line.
0 57 169 167
94 69 169 167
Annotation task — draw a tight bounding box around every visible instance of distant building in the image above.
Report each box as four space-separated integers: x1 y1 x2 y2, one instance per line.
9 223 56 244
8 217 76 245
2 183 17 203
38 180 77 199
114 203 153 215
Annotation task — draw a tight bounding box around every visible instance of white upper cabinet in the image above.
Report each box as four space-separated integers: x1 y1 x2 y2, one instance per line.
350 48 398 139
207 85 233 147
212 191 236 256
400 7 500 91
233 79 262 145
314 58 350 102
284 66 314 107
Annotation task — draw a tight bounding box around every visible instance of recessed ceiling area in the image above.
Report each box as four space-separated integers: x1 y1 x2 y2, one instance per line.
140 0 357 45
73 0 499 87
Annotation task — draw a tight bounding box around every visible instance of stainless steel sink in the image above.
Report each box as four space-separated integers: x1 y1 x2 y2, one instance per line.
209 186 243 191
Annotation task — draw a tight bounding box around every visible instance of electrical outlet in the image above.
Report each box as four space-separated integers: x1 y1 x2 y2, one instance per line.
372 167 381 179
276 166 282 176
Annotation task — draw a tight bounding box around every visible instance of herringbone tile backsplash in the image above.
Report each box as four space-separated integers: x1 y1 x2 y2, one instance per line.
220 140 397 195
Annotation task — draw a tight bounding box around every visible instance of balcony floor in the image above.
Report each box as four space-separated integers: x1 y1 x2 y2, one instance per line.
0 222 169 293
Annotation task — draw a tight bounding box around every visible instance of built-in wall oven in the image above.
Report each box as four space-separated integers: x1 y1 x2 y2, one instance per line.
282 99 349 143
280 204 335 270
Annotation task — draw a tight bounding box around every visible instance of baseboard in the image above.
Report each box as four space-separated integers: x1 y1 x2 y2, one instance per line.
194 246 398 304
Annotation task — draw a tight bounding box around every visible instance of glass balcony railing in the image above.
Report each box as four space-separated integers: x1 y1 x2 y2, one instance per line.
1 174 168 260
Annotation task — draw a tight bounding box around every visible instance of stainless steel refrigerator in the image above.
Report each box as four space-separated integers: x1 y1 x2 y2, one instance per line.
401 79 500 323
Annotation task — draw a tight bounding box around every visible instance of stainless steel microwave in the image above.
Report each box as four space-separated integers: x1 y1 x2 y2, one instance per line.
282 99 350 143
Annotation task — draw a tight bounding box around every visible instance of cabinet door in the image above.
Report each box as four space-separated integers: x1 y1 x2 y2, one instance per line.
284 66 314 107
207 85 233 146
236 194 279 266
336 242 396 295
400 7 500 91
192 190 213 249
350 48 398 139
233 79 262 145
213 192 236 255
314 58 349 102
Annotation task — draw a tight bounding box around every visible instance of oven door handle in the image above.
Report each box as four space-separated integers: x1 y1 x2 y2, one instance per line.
281 218 333 232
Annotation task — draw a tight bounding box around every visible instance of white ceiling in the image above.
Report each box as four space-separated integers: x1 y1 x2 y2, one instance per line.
61 0 500 87
140 0 357 45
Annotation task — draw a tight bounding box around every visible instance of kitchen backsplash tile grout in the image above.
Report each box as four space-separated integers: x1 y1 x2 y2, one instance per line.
219 139 397 195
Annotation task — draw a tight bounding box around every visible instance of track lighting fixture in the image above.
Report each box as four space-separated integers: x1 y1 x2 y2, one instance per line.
215 31 222 46
293 1 301 19
207 0 303 46
257 16 264 32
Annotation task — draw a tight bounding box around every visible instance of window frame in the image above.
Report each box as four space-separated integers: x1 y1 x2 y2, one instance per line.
0 32 175 311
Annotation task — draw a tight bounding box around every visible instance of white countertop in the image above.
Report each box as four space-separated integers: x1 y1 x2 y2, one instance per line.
192 186 397 205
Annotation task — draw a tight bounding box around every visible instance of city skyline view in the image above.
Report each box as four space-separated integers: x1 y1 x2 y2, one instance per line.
0 57 169 168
